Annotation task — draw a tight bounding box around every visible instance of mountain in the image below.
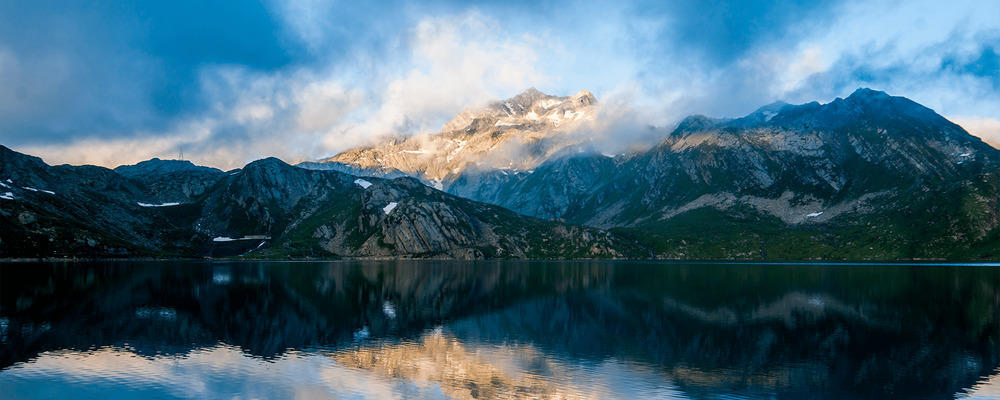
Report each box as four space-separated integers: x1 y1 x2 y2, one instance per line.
4 88 999 260
305 88 599 188
192 157 644 258
114 158 226 203
0 146 204 257
0 146 645 259
446 88 1000 259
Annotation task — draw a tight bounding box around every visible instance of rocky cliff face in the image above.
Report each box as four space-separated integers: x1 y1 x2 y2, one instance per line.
4 88 999 260
456 89 995 221
0 147 645 259
0 146 205 257
195 157 644 259
443 89 1000 258
307 88 599 187
115 158 226 203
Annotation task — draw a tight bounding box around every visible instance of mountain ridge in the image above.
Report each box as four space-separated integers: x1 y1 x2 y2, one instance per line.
0 146 647 259
305 88 603 187
3 88 1000 260
441 88 1000 259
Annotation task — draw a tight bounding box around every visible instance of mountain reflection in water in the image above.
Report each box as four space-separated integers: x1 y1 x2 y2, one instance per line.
2 261 1000 399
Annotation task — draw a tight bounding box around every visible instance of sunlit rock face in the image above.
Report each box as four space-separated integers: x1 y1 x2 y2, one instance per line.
308 88 599 187
453 89 997 225
446 89 1000 258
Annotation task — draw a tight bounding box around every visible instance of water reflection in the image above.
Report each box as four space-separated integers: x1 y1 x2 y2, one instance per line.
2 261 1000 399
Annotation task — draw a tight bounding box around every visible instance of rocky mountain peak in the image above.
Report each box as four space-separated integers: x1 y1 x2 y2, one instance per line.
672 115 722 133
245 157 289 169
1 145 46 169
114 158 222 177
570 90 596 105
316 88 601 183
480 88 597 120
238 158 304 183
847 87 891 101
508 87 549 109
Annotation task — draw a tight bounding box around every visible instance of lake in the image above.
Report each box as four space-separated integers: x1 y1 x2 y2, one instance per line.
2 261 1000 399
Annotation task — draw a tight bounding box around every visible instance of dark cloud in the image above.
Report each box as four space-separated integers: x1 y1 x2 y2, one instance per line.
0 0 300 144
2 0 999 166
630 0 840 64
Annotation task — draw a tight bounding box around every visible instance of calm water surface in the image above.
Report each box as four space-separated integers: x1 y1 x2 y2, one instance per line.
3 261 1000 399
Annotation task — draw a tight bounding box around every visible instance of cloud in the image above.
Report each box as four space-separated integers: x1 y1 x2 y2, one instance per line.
317 12 550 149
12 11 552 169
0 1 299 146
2 0 1000 169
14 120 217 168
952 117 1000 149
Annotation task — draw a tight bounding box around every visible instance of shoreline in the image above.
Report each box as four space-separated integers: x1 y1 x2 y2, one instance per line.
1 256 998 265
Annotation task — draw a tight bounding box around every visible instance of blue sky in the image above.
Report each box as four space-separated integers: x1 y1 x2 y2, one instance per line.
1 0 998 168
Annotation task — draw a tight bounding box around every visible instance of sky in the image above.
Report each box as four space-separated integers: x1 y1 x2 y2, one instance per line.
1 0 998 169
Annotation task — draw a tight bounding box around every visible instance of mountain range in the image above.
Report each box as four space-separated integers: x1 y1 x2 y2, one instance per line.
2 88 998 260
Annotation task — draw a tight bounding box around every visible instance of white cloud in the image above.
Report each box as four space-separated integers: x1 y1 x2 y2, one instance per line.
319 12 550 150
10 0 1000 169
16 11 555 169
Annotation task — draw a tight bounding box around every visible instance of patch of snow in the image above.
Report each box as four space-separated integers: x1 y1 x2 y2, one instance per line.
526 111 539 120
213 237 236 242
229 171 240 176
354 178 372 189
383 202 398 215
0 192 14 200
446 139 467 162
239 241 267 257
23 187 55 195
564 110 585 120
382 301 397 319
538 99 562 109
763 111 777 121
546 112 564 124
494 120 518 127
5 179 11 183
602 153 615 158
0 181 7 189
400 150 427 154
959 153 972 157
806 212 824 218
137 201 181 207
431 179 444 190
